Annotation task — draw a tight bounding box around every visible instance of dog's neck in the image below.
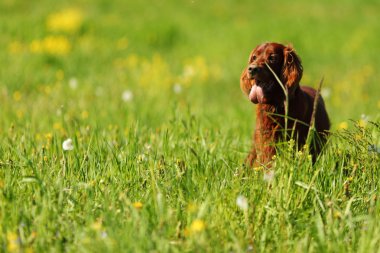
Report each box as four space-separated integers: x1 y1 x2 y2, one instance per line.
255 86 302 130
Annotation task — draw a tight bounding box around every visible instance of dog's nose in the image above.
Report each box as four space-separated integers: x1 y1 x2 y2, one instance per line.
248 65 260 75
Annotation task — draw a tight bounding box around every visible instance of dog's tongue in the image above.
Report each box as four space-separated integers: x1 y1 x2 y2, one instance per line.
249 85 264 104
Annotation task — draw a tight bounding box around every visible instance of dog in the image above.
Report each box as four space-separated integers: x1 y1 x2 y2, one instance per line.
240 42 330 167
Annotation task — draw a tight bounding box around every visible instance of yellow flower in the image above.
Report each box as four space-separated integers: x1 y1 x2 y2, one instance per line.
81 110 89 119
338 121 348 130
43 85 52 95
132 201 143 210
190 219 205 233
91 219 103 231
25 247 34 253
358 119 367 128
16 109 24 119
186 202 197 213
42 36 71 55
333 211 342 219
13 91 22 101
45 133 53 141
30 40 43 53
47 8 84 33
355 134 362 141
53 122 63 130
30 36 71 55
7 232 19 252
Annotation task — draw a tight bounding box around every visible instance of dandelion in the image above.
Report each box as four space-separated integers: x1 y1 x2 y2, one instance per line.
47 8 84 33
338 121 348 130
69 78 78 89
16 109 24 119
62 138 74 151
173 83 182 94
81 110 89 119
132 201 143 210
190 219 205 233
122 90 133 102
45 133 53 141
6 232 19 252
29 39 43 53
53 122 63 130
43 35 71 55
333 211 342 219
236 195 248 211
91 219 102 231
30 36 71 55
187 202 197 213
13 91 22 101
263 170 275 183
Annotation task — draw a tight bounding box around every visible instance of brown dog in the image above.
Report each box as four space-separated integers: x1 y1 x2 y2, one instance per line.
240 42 330 167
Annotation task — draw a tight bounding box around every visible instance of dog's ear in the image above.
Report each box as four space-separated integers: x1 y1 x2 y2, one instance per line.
282 45 303 92
240 68 252 96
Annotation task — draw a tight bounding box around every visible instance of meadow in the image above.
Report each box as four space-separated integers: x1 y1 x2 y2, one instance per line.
1 0 380 252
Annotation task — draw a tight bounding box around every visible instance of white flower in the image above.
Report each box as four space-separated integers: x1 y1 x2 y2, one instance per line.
69 78 78 89
144 143 152 151
122 90 133 102
320 87 331 99
95 87 104 97
361 114 369 122
263 170 275 183
173 83 182 94
236 195 248 211
100 231 108 239
62 138 74 151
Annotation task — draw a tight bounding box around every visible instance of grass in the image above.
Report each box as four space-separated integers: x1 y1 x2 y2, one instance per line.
1 0 380 252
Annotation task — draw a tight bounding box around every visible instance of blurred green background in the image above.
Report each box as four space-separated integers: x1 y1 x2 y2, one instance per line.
1 1 380 252
1 0 379 136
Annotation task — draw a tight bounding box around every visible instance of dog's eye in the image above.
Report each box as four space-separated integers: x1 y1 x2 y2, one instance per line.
268 54 277 63
251 55 257 61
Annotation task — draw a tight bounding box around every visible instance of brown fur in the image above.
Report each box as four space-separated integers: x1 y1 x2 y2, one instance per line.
240 42 330 167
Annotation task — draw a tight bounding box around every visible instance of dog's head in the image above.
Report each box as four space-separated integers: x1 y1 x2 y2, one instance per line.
240 42 303 104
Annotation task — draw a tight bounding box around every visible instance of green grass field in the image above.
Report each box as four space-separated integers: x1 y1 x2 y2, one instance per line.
1 0 380 252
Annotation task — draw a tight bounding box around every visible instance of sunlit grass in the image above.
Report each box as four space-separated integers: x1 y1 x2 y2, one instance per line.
1 0 379 252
